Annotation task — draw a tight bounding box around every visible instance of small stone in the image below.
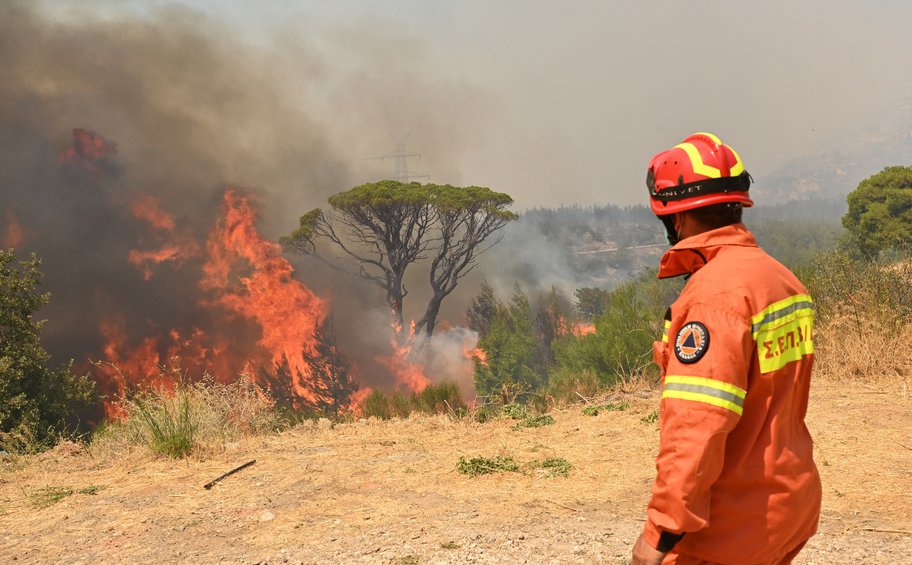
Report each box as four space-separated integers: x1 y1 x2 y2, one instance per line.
259 510 275 522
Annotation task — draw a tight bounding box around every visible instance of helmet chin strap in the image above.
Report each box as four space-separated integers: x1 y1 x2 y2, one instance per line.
660 214 680 246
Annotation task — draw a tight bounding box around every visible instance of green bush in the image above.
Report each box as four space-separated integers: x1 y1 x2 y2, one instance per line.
456 455 520 476
581 400 629 416
548 270 677 398
0 251 96 452
473 286 544 397
134 388 196 458
358 382 466 420
797 249 912 335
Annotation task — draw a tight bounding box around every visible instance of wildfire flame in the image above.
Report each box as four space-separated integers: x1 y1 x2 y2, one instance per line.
573 322 597 336
128 195 200 280
200 189 327 401
22 128 477 418
58 128 118 176
377 320 431 392
1 210 23 248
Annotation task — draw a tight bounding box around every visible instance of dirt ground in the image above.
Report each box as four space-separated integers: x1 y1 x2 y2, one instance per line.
1 378 910 565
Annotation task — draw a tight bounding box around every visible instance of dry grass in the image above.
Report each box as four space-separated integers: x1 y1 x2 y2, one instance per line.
814 317 912 384
0 379 907 563
90 375 286 461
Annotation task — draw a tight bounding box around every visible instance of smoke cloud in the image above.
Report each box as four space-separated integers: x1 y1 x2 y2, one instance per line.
0 1 492 399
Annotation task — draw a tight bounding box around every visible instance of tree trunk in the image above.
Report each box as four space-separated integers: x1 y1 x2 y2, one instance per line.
420 292 445 338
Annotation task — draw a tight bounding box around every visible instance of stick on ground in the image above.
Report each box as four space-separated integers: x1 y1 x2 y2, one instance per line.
203 460 256 490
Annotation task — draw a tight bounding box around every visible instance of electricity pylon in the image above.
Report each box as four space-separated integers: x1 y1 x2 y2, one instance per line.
368 132 430 183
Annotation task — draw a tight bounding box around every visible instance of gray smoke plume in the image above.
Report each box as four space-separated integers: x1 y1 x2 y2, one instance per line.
0 1 492 399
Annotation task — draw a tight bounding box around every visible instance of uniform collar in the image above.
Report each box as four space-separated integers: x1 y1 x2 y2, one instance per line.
657 223 757 279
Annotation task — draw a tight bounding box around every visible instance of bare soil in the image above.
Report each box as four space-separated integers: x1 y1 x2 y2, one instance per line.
1 378 910 564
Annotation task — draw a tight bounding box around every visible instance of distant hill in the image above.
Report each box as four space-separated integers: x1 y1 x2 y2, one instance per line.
759 97 912 204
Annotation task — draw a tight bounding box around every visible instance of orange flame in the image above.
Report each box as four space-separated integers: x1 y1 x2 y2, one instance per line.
98 188 327 409
467 346 488 367
128 195 200 280
573 322 597 336
1 211 23 248
58 128 117 174
200 189 326 400
377 320 431 392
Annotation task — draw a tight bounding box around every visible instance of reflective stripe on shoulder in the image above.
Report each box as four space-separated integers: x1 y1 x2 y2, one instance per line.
662 375 746 415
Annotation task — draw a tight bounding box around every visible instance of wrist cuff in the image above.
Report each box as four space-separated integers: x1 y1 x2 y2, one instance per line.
656 531 685 553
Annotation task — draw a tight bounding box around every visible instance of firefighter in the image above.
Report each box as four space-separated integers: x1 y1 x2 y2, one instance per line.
630 133 822 565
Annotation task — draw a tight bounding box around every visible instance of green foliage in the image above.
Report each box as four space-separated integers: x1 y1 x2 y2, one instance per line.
359 389 393 420
581 400 629 416
549 271 675 396
300 317 357 418
26 485 104 509
279 208 323 254
411 381 463 414
285 180 517 337
511 414 554 429
843 166 912 257
456 455 520 476
0 251 96 451
473 285 545 396
797 248 912 336
134 388 196 458
456 455 571 478
641 410 659 424
357 382 466 420
96 377 282 458
574 287 610 320
465 280 497 336
751 219 842 269
526 457 572 478
500 403 529 420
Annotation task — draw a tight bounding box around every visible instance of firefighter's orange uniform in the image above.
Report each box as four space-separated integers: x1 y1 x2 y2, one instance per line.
642 223 822 564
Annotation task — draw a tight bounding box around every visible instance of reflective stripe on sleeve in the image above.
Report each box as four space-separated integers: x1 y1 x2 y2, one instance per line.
662 320 671 343
751 294 815 373
662 375 746 415
751 294 815 338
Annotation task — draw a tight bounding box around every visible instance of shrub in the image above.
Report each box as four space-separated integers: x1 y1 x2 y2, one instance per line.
456 455 520 476
93 376 284 458
134 388 196 458
357 381 466 420
526 457 572 478
799 249 912 381
549 270 678 399
0 251 96 452
512 414 554 429
581 401 629 416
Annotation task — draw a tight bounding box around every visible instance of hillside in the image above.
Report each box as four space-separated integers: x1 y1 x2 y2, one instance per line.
1 378 909 564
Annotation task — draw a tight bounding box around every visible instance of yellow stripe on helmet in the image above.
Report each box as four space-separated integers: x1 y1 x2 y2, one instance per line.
674 142 722 179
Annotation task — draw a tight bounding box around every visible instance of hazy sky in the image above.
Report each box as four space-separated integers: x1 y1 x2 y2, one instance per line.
40 0 912 208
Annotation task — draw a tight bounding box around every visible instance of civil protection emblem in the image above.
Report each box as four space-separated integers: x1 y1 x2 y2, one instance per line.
674 321 709 364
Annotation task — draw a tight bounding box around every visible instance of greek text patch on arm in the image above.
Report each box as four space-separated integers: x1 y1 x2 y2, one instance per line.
751 294 815 373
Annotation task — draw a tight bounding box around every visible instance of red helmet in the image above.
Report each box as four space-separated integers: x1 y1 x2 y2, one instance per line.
646 132 753 216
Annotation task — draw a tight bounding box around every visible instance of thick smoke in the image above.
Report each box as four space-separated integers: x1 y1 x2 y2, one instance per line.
0 1 488 398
